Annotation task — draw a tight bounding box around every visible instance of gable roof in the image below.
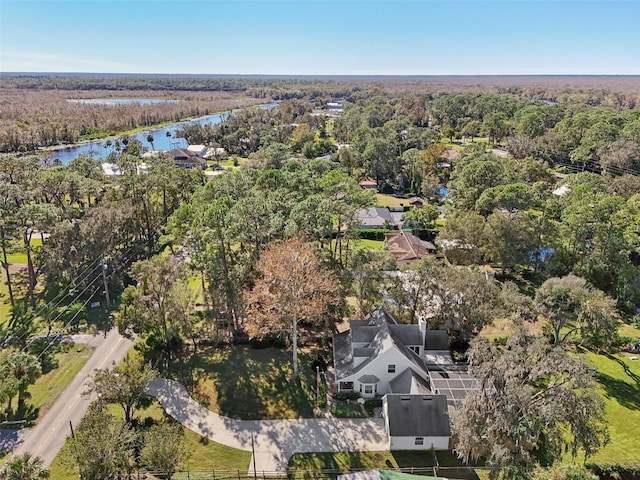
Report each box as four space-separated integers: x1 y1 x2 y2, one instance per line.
356 207 396 228
389 368 432 395
333 307 430 380
385 231 435 263
385 394 451 437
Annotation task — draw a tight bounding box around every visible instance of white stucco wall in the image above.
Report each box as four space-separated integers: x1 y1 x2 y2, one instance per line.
389 436 450 451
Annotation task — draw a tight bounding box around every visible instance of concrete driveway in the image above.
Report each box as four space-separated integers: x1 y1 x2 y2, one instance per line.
145 378 389 474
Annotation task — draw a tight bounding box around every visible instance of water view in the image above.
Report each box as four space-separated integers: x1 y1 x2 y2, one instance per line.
44 111 232 164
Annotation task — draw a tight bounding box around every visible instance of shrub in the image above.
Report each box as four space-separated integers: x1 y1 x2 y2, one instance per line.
585 463 640 480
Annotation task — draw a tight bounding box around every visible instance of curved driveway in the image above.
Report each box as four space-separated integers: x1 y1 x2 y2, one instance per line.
145 378 388 474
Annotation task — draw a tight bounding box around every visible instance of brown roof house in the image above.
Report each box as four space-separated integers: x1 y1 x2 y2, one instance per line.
358 180 378 190
385 231 436 264
168 148 206 168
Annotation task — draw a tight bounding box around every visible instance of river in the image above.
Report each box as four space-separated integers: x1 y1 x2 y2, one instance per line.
42 103 275 164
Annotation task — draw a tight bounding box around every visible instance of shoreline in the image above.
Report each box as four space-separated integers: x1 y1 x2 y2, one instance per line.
35 103 266 155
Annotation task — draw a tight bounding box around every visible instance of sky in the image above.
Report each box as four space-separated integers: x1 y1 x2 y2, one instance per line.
0 0 638 75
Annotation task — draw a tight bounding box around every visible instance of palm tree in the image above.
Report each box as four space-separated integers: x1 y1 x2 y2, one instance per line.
146 134 155 151
0 453 49 479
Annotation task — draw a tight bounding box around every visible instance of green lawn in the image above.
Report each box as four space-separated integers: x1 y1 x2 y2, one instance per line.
580 349 640 463
288 451 482 480
0 343 91 424
49 400 252 479
375 194 410 208
4 238 43 265
0 276 11 327
27 343 92 421
352 239 385 251
169 344 325 419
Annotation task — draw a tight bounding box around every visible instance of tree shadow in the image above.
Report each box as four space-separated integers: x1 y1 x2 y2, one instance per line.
596 371 640 410
168 344 320 420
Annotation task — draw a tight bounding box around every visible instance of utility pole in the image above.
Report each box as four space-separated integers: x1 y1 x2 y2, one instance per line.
102 262 110 308
251 433 258 480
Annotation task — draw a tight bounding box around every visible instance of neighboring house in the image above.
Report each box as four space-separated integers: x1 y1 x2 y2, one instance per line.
356 207 398 229
186 144 208 157
102 162 149 176
408 197 425 208
384 231 436 264
383 394 451 450
333 307 480 451
358 180 378 190
168 148 206 168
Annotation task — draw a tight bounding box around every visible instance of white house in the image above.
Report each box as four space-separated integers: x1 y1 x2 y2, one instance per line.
382 394 451 451
333 307 481 451
333 308 431 398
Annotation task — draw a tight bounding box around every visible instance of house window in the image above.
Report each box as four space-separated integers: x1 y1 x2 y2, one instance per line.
409 346 420 354
364 385 373 394
415 437 424 446
388 364 396 373
339 382 354 391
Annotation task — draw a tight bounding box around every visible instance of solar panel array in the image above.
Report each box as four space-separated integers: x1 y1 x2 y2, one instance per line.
429 370 482 407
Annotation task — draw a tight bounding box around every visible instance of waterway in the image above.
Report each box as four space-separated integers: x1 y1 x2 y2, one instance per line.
42 102 276 164
43 111 232 164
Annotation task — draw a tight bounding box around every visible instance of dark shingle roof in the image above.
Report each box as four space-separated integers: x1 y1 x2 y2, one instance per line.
424 330 449 351
385 394 451 437
389 324 423 346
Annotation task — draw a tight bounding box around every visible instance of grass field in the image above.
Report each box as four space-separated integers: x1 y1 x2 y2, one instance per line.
169 344 325 420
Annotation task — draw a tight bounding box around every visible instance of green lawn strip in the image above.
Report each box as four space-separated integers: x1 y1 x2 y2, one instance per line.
26 344 92 421
288 451 481 479
579 350 640 463
170 345 322 419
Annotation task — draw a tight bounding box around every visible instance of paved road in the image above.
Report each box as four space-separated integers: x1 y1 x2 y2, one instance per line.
145 378 389 474
8 329 133 467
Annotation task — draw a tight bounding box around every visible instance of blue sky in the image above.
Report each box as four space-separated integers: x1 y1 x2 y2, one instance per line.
1 0 638 75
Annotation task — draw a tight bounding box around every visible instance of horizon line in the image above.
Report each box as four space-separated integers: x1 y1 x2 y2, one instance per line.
2 72 640 78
